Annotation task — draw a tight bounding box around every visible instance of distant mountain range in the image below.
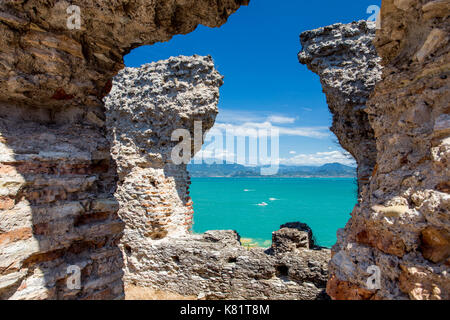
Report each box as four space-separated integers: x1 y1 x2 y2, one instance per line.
187 162 356 178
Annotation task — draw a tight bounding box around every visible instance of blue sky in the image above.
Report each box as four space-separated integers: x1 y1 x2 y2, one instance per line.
125 0 381 166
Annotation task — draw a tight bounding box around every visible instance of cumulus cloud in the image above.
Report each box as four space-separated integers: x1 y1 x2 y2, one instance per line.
280 151 355 166
190 109 344 167
267 115 296 124
212 121 329 139
216 110 267 124
193 140 355 167
213 110 326 138
193 148 236 164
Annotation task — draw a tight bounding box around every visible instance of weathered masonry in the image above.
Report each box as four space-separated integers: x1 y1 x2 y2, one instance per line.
0 0 248 300
301 1 449 299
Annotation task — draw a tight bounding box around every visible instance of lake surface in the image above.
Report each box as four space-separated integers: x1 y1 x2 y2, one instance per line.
190 177 357 248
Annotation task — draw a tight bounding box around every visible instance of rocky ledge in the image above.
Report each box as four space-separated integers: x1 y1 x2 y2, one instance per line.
126 223 330 300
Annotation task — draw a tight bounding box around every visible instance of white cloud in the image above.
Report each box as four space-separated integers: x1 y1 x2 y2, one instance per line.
280 151 356 166
191 109 339 167
267 115 296 124
193 148 236 164
213 121 329 139
217 110 298 125
214 110 326 138
216 110 266 124
193 135 355 168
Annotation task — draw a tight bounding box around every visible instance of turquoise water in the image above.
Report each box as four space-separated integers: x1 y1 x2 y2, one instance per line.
190 178 357 248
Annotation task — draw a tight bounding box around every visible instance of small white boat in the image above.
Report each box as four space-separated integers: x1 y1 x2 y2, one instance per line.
257 202 268 206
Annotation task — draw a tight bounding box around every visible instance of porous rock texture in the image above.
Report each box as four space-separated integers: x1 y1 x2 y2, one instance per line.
299 21 382 194
105 57 331 300
0 0 248 108
125 224 330 300
302 1 450 300
127 228 330 300
104 55 222 250
0 0 247 300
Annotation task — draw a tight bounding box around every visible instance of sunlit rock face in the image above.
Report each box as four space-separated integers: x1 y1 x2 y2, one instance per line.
124 226 331 300
0 0 247 300
302 1 450 300
299 21 382 194
104 55 222 254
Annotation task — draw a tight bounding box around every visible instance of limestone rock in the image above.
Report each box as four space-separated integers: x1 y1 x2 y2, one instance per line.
104 55 222 242
271 222 315 252
124 226 331 300
422 0 450 21
420 227 450 263
0 0 248 109
299 21 382 193
105 55 222 178
323 0 450 300
0 0 247 300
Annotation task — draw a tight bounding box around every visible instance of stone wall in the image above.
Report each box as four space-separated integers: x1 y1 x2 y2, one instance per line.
0 116 124 300
104 56 331 300
300 1 449 299
104 55 222 242
125 226 330 300
0 0 247 300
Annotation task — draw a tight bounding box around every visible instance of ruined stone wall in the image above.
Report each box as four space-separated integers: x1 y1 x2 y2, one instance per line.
301 1 449 299
126 226 330 300
104 56 331 300
299 21 382 194
0 0 247 300
104 55 222 254
0 117 124 300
